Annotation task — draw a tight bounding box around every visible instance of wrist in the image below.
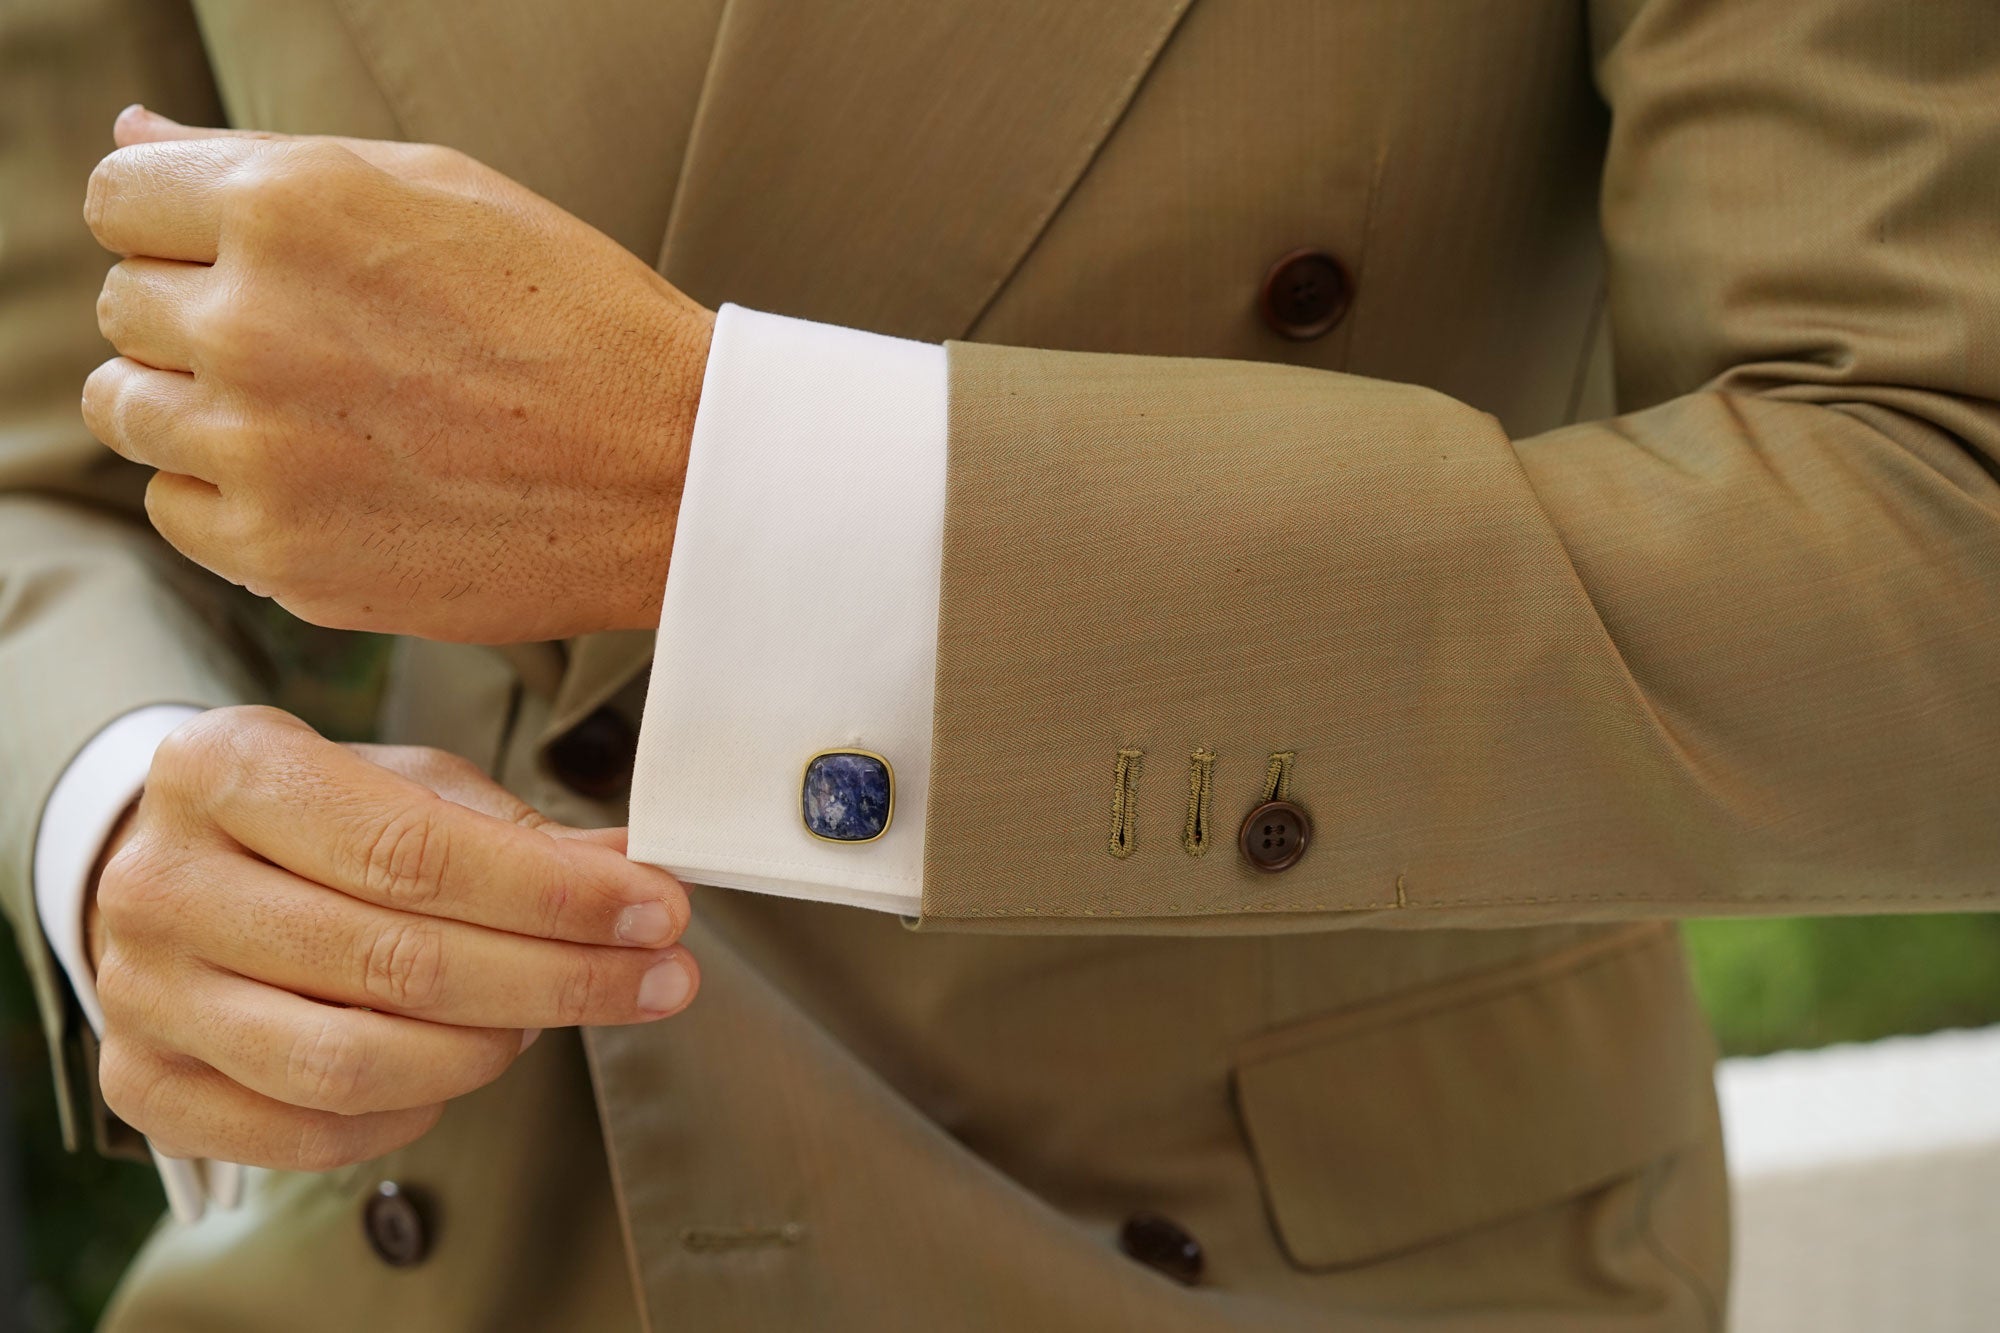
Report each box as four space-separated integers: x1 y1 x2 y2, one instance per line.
610 298 714 632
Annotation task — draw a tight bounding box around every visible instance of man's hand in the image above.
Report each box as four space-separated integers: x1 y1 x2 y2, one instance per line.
81 107 714 643
89 706 698 1172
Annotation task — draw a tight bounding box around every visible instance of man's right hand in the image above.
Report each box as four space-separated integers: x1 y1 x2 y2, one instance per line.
87 705 697 1173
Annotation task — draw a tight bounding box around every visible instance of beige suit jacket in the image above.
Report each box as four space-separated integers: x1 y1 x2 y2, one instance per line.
3 0 1995 1328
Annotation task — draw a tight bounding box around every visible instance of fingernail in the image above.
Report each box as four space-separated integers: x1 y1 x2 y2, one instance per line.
637 958 693 1014
615 900 676 947
519 1028 543 1052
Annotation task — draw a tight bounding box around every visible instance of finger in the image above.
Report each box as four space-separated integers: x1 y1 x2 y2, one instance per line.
158 969 523 1115
143 468 235 576
98 1038 441 1173
114 104 445 181
98 257 213 372
208 726 689 948
85 137 267 262
186 852 701 1028
112 104 281 149
349 744 638 855
82 358 215 477
349 743 563 827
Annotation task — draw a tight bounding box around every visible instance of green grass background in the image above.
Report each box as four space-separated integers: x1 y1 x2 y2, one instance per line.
5 620 1997 1328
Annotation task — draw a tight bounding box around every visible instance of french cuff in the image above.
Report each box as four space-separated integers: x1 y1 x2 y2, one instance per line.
629 304 945 915
34 703 240 1223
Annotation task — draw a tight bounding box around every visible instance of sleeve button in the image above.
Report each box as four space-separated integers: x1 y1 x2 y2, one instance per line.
1238 799 1312 872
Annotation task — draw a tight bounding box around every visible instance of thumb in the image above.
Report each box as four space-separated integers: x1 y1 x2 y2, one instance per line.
113 104 282 149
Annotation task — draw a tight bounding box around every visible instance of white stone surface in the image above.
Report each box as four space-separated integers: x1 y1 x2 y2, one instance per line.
1719 1024 2000 1332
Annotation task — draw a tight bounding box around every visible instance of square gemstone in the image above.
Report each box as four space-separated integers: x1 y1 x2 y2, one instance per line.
801 750 894 842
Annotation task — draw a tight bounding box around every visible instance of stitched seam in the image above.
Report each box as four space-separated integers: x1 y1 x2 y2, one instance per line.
1108 748 1143 859
1260 751 1295 802
1182 748 1216 857
934 882 2000 919
680 1223 806 1253
1234 924 1668 1068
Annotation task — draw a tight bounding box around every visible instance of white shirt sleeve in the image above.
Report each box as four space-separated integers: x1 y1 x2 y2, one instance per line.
34 703 240 1224
628 304 946 915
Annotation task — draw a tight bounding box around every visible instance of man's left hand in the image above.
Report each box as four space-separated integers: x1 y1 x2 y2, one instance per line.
83 107 713 643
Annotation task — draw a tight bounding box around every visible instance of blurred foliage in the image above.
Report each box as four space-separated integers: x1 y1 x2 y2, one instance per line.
5 613 2000 1328
1685 913 2000 1057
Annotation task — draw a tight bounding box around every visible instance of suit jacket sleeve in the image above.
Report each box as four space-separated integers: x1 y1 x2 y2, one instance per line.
0 0 261 1148
915 0 2000 932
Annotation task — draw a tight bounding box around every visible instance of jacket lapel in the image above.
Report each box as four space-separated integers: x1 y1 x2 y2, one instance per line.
656 0 1195 340
545 0 1193 746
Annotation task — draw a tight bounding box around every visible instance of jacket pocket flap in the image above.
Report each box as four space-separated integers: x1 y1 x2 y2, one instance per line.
1233 925 1711 1270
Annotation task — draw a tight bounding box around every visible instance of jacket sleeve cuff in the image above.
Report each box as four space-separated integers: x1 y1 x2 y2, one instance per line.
628 304 946 915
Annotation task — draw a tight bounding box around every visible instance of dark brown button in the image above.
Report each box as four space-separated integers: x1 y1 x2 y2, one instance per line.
1118 1212 1204 1285
364 1181 431 1268
544 705 637 799
1239 799 1311 872
1259 248 1351 340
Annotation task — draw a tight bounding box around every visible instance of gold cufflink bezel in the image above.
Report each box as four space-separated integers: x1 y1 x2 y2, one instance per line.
800 747 896 845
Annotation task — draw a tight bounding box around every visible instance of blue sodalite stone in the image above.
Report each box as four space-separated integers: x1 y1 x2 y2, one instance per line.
802 750 893 842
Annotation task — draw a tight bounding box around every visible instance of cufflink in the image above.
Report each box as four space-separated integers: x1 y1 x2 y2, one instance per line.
801 749 895 843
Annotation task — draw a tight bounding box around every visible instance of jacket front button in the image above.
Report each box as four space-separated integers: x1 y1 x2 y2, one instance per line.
544 705 638 799
1239 799 1312 872
364 1181 431 1268
1259 248 1351 340
1118 1212 1205 1285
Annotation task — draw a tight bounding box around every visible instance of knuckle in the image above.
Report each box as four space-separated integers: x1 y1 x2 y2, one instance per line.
96 837 176 936
553 950 612 1026
79 360 124 444
95 279 121 342
361 805 451 912
92 947 141 1023
286 1017 372 1113
361 919 448 1013
286 1117 365 1174
159 706 302 799
108 372 149 446
189 292 243 357
229 142 356 228
198 414 266 486
150 710 239 787
412 143 472 181
96 1038 166 1131
196 300 279 382
417 747 485 787
537 877 573 938
83 156 118 242
476 1028 523 1084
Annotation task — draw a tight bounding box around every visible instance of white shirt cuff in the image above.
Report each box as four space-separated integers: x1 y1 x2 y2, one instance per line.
33 703 238 1223
629 304 946 915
